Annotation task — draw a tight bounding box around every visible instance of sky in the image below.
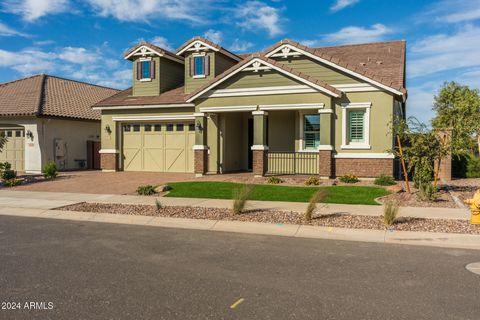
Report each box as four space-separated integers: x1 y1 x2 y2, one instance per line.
1 0 480 123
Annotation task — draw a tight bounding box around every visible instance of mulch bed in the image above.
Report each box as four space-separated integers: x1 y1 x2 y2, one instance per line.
56 202 480 235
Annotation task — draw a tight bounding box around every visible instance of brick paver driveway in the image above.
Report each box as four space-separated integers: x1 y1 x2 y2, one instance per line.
12 171 197 195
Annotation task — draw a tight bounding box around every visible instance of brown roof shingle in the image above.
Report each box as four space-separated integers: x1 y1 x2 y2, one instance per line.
94 86 189 107
0 74 119 120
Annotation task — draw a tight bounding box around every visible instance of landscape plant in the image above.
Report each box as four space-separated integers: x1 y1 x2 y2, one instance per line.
43 161 58 179
0 131 6 153
136 185 157 196
0 161 11 176
466 155 480 178
383 200 399 226
374 175 396 186
305 176 320 186
1 168 20 187
339 174 359 184
155 199 162 210
267 176 283 184
304 189 328 221
418 183 438 202
232 184 253 215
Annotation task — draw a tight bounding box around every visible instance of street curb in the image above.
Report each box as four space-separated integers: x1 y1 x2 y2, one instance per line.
0 207 479 250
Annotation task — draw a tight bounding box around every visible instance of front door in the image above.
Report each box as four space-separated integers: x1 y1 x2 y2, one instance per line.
247 118 253 171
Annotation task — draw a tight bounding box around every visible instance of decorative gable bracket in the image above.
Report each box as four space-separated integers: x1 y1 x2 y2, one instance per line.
267 45 303 58
124 45 184 64
177 40 220 55
243 61 272 72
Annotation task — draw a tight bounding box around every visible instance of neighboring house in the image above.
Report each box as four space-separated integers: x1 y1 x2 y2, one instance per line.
0 74 119 173
94 37 406 178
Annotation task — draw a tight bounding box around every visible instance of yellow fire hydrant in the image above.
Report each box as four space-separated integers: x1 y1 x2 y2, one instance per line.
464 189 480 225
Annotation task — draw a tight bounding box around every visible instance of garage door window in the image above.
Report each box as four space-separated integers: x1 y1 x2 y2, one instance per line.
166 124 174 131
189 123 195 131
176 124 184 131
144 124 152 132
154 125 161 131
133 125 140 132
6 131 12 137
15 130 22 137
123 125 131 132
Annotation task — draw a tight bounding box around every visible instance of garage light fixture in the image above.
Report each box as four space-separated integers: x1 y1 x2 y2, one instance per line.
26 130 34 140
105 124 112 135
195 121 203 132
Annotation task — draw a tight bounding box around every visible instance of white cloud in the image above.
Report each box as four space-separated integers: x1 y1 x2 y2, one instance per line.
3 0 69 21
409 25 480 77
203 29 222 44
58 47 100 64
150 36 174 51
235 1 283 37
418 0 480 24
0 22 29 37
229 39 254 53
86 0 211 23
0 49 56 74
323 24 393 44
330 0 360 12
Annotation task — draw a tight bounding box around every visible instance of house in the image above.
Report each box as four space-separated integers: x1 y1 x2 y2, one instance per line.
93 37 407 178
0 74 119 173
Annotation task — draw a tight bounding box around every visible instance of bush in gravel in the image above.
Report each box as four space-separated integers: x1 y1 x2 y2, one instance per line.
232 184 254 215
267 176 283 184
3 178 21 187
155 199 162 210
137 185 157 196
339 174 359 184
374 175 396 186
304 189 328 221
383 200 399 226
466 155 480 178
43 161 58 179
0 161 11 175
418 182 438 202
305 176 320 186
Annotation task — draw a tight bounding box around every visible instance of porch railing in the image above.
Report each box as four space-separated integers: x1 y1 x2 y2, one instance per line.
267 151 319 175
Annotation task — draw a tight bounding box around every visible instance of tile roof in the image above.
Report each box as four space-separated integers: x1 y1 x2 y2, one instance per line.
94 86 189 107
185 54 343 102
0 74 119 120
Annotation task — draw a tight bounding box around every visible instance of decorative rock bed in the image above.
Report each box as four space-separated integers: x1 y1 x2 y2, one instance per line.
56 202 480 235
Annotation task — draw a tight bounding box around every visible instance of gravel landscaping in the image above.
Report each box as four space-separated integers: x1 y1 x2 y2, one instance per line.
378 186 457 208
56 202 480 235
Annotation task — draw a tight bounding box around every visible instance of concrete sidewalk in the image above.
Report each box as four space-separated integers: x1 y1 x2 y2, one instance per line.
0 206 479 251
0 189 470 220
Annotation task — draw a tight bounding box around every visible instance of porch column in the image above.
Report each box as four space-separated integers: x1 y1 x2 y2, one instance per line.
100 118 119 172
318 109 334 178
252 110 268 177
193 112 208 177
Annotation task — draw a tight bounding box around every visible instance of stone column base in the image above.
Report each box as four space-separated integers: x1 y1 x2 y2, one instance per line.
100 153 118 171
318 150 333 178
253 150 267 177
194 149 208 176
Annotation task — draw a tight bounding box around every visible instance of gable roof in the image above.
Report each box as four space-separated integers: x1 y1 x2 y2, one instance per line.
124 42 184 64
263 39 406 95
176 36 242 62
0 74 119 120
185 54 343 102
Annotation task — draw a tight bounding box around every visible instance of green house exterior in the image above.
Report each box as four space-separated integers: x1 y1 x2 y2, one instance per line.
94 37 407 178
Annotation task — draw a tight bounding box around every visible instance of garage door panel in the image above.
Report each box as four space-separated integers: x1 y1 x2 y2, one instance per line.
165 149 186 172
123 148 142 171
164 134 185 147
144 134 163 148
0 129 24 171
144 148 164 171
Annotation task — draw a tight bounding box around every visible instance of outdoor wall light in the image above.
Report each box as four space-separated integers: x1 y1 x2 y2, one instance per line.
26 130 34 140
105 124 112 134
195 121 203 132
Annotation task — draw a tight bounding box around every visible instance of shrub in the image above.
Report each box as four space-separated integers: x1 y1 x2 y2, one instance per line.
305 176 320 186
0 161 11 174
232 184 254 215
304 189 328 221
383 200 399 226
155 199 162 210
1 169 16 181
267 176 283 184
339 174 359 184
3 178 21 187
43 161 58 179
418 182 438 202
136 185 157 196
466 155 480 178
374 175 396 186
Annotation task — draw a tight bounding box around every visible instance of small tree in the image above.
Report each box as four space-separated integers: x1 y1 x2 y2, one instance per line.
432 82 480 156
0 131 6 153
390 117 449 188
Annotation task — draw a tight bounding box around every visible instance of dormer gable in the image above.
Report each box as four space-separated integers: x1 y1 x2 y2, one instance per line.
124 42 184 97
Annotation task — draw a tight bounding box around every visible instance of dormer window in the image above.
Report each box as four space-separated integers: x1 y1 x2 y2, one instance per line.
190 54 210 78
136 58 155 81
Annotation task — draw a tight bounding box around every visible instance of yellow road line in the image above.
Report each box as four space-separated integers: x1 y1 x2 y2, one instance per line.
230 298 245 309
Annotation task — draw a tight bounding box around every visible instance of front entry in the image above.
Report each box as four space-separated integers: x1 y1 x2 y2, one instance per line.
122 122 195 172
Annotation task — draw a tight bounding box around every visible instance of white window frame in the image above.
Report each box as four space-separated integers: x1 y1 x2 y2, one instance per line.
299 111 320 152
341 102 371 150
192 53 206 78
139 57 152 82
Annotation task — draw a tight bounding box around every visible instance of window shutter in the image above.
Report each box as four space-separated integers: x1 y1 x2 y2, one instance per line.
189 57 194 77
205 55 210 76
136 61 141 80
150 60 155 79
349 111 365 142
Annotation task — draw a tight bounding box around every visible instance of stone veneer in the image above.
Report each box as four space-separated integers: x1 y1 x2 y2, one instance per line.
335 158 394 177
194 150 208 175
318 150 334 178
100 153 117 171
252 150 267 177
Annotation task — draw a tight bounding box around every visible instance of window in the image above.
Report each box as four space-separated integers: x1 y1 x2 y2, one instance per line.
176 124 184 131
15 130 22 137
188 123 195 131
144 124 152 132
193 55 205 76
141 60 151 79
123 124 131 132
6 131 12 137
133 125 140 132
166 124 174 132
303 115 320 150
154 124 161 132
348 110 365 143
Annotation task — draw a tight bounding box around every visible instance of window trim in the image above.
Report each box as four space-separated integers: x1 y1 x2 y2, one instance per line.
139 57 152 81
298 111 320 152
192 53 206 78
341 102 371 150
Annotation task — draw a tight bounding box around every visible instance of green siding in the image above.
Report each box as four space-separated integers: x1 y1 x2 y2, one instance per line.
160 59 184 93
132 56 160 96
216 71 302 89
215 54 237 76
274 56 360 85
184 52 215 93
268 111 295 152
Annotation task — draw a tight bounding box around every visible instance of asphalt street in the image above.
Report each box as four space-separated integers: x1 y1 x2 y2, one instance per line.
0 214 479 319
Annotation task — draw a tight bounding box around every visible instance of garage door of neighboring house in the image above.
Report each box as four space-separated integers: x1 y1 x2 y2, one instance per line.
0 128 24 171
122 123 195 172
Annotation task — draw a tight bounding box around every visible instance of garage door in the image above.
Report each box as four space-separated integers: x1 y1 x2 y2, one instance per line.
0 128 24 171
122 123 195 172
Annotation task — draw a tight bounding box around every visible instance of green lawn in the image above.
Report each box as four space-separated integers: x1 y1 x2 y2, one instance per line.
165 181 389 205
